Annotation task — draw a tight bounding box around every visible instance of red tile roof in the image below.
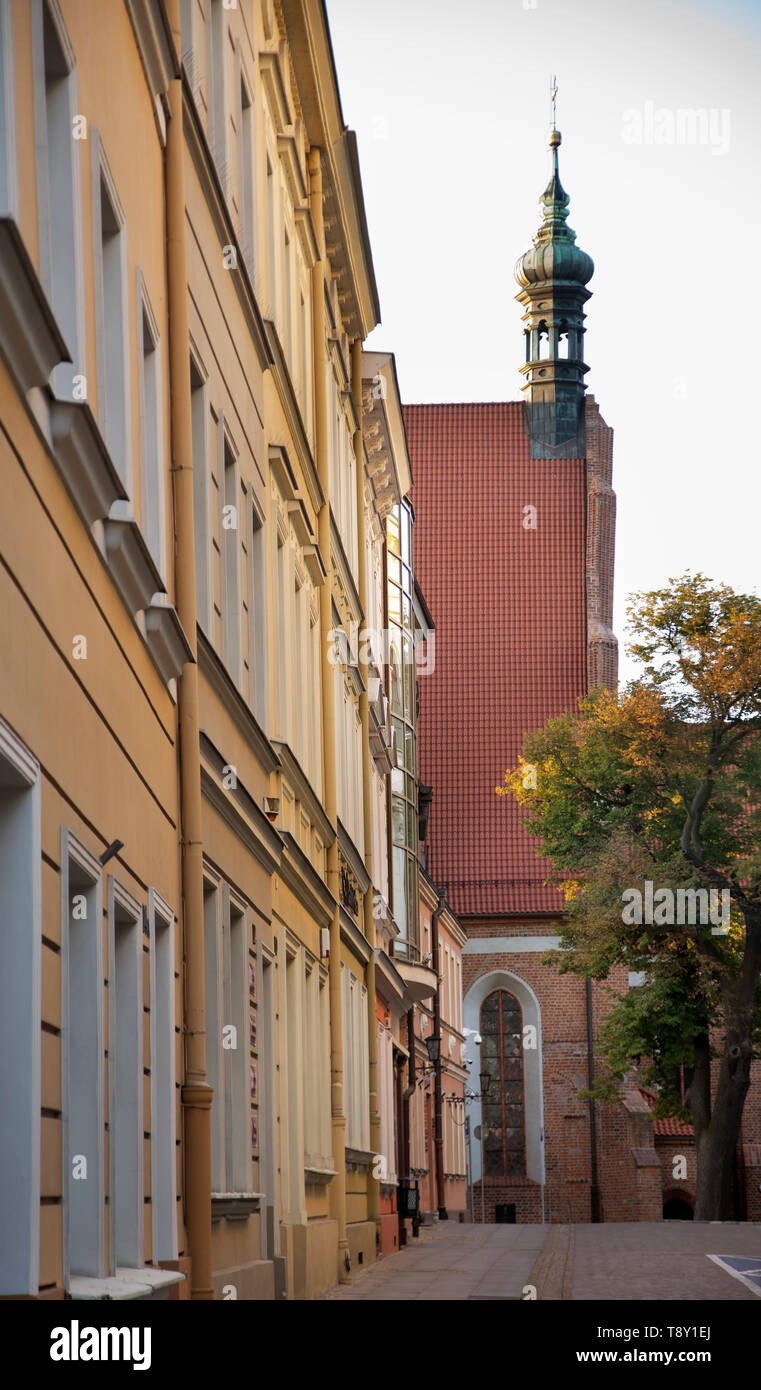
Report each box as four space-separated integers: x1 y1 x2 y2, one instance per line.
652 1116 694 1138
639 1089 694 1137
405 401 586 917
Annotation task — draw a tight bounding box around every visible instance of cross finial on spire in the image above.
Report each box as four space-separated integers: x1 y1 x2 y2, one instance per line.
551 74 558 130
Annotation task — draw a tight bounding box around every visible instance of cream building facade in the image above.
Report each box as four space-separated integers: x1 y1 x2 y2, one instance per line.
0 0 467 1302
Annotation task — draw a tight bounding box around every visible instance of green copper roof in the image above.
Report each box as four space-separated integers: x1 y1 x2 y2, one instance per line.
515 130 594 288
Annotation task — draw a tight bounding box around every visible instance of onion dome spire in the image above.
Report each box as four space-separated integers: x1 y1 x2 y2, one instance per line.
514 90 594 459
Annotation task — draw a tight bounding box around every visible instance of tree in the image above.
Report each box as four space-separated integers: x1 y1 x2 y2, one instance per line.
497 574 761 1219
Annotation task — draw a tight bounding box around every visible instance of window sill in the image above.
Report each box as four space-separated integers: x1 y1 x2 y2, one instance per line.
211 1192 263 1221
304 1165 338 1186
67 1267 185 1301
144 596 194 684
345 1147 375 1171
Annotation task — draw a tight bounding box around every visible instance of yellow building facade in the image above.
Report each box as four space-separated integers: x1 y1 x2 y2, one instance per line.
0 0 442 1303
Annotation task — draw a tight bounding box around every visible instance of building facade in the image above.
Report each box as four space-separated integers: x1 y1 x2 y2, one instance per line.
0 0 470 1299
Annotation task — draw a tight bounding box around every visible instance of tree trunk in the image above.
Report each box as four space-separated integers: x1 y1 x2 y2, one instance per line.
692 1009 753 1221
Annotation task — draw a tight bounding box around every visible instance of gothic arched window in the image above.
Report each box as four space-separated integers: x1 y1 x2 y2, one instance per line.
480 989 526 1178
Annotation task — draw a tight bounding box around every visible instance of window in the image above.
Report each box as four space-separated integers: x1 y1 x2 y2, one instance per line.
342 967 369 1153
137 274 165 579
247 499 267 724
274 532 288 739
265 147 278 318
388 503 419 959
33 0 85 399
190 354 212 632
149 890 177 1263
303 961 331 1169
237 68 255 271
207 0 228 188
480 990 526 1179
204 875 250 1193
377 1024 396 1184
92 135 130 486
107 878 144 1271
282 224 293 366
292 571 304 765
0 721 41 1295
220 425 241 684
0 0 18 217
60 829 104 1285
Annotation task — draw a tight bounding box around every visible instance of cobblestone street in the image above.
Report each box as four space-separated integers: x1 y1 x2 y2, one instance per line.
324 1223 761 1301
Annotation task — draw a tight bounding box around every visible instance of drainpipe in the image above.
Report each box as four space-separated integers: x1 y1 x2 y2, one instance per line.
431 895 447 1220
585 978 601 1222
165 1 213 1299
351 338 380 1243
309 148 350 1282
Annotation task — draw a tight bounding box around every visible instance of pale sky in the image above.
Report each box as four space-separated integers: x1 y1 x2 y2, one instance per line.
326 0 761 684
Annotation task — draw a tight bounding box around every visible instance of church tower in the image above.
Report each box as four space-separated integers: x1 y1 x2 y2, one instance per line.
515 126 594 458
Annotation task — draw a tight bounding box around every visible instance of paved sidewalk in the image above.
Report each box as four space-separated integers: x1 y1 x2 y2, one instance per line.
323 1222 761 1301
323 1222 546 1300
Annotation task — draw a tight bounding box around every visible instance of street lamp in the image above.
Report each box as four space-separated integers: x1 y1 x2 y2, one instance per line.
479 1070 492 1098
425 1034 440 1065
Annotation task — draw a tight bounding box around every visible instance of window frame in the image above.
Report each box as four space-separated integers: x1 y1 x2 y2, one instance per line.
0 721 42 1296
31 0 86 400
91 129 131 490
107 876 144 1273
60 827 105 1287
148 887 178 1264
136 269 166 581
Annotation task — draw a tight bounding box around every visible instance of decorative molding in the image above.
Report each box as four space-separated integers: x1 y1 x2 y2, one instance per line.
0 714 40 787
0 217 69 394
303 543 326 587
144 598 194 683
258 44 291 133
462 936 562 955
294 204 318 268
277 128 307 206
50 399 128 529
103 516 165 613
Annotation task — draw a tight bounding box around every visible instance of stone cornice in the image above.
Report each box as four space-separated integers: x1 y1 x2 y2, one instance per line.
264 321 322 514
272 740 334 846
278 830 335 929
197 628 280 774
339 906 372 965
200 735 283 878
337 819 369 897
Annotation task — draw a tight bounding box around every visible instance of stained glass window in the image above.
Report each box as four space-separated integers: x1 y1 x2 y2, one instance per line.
480 990 525 1178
